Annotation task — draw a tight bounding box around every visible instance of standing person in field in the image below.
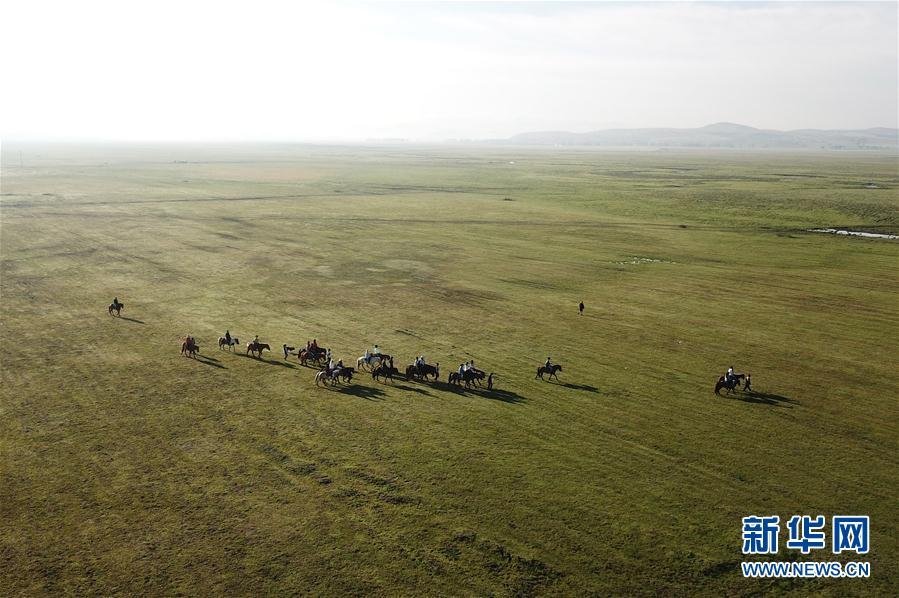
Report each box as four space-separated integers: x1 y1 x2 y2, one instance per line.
579 300 585 315
487 372 495 390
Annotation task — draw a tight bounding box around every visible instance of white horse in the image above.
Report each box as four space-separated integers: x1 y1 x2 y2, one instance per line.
218 336 239 351
356 353 387 371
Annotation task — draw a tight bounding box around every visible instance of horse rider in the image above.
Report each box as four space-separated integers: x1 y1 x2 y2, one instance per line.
372 344 381 356
224 330 232 345
458 363 465 377
726 365 735 384
311 339 319 352
113 296 120 308
253 335 260 348
545 356 553 371
325 348 332 363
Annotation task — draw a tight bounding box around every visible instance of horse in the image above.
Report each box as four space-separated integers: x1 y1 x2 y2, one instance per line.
536 364 562 381
246 342 271 358
181 340 199 358
283 344 296 359
372 364 400 382
314 369 334 386
300 347 327 366
219 336 239 351
405 362 439 381
357 353 391 372
715 373 750 395
448 369 481 388
335 366 355 383
108 302 124 316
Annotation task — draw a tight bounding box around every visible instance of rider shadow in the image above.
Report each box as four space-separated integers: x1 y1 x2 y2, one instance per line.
335 385 386 401
195 356 226 369
472 387 527 404
733 390 798 407
559 382 599 393
394 383 433 397
237 354 296 368
441 383 527 404
118 316 145 324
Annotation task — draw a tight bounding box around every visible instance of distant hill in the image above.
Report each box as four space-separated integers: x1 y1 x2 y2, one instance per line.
506 123 898 149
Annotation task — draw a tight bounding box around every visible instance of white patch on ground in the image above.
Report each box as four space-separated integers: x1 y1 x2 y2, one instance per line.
612 256 677 265
383 259 433 275
809 228 898 240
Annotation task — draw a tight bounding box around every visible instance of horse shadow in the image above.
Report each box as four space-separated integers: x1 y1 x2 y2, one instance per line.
732 390 798 407
440 383 527 404
558 382 599 393
334 384 386 401
118 316 145 324
236 353 296 368
194 355 226 369
394 383 434 397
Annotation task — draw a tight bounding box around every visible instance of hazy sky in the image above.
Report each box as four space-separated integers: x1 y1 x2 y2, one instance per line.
1 1 896 141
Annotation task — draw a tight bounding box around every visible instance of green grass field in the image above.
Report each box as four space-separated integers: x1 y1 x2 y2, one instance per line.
2 144 897 595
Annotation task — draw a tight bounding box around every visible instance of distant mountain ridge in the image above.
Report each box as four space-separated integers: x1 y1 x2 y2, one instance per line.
506 122 898 149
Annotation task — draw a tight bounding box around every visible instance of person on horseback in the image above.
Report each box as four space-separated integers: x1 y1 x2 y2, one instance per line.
113 296 120 308
726 366 735 384
458 363 464 376
372 344 380 356
224 330 232 345
312 339 319 351
545 357 552 371
326 348 332 364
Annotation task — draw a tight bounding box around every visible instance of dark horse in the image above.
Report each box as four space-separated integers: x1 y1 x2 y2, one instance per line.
372 364 400 382
715 373 751 395
181 340 199 358
299 347 327 366
448 369 483 388
108 301 124 316
536 364 562 381
406 362 439 382
246 342 271 358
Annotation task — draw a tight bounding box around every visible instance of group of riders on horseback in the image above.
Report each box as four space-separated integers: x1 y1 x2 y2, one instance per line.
121 296 753 395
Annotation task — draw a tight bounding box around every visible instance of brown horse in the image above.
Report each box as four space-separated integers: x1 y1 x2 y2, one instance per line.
299 347 327 366
181 340 199 358
246 342 271 358
536 364 562 381
108 302 124 316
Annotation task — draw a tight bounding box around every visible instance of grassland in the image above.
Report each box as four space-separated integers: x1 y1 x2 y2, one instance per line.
1 143 897 596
